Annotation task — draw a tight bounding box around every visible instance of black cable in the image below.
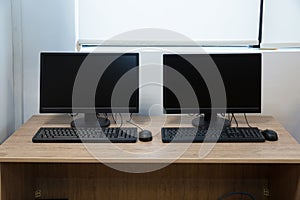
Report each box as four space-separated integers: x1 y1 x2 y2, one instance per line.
219 113 227 123
244 113 252 128
127 113 144 131
68 113 78 117
118 113 123 128
96 113 100 118
127 120 144 131
96 113 108 120
111 113 117 124
227 113 231 121
230 114 233 124
188 113 201 117
218 191 256 200
232 113 239 127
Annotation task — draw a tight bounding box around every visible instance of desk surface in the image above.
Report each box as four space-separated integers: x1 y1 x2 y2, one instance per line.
0 115 299 164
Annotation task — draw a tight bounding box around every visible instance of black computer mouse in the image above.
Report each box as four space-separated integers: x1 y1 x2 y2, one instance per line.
139 130 152 142
261 129 278 141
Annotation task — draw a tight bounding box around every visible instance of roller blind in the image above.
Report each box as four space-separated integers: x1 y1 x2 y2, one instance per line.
262 0 300 48
77 0 261 46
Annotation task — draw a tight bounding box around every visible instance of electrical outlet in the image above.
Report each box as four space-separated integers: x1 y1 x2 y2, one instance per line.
34 189 42 199
263 187 270 197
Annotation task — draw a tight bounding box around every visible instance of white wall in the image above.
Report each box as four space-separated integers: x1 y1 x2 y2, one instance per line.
22 0 76 121
0 0 15 143
263 52 300 142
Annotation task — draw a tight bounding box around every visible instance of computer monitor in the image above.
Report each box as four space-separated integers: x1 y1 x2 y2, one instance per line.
163 53 261 128
40 52 139 127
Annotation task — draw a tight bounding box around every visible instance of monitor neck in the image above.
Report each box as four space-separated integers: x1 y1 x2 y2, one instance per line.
192 112 231 128
70 113 110 128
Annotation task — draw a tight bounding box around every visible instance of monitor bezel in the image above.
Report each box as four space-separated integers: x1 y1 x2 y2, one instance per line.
40 52 139 114
162 53 262 114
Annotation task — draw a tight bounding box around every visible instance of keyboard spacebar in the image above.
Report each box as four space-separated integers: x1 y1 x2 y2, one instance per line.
52 135 78 138
170 137 206 142
168 137 264 143
49 137 136 143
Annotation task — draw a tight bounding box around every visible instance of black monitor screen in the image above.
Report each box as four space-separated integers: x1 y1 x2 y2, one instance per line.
163 53 261 114
40 53 139 113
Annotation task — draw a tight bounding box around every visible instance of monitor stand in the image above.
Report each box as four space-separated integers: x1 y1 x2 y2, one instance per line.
192 113 231 128
70 113 110 128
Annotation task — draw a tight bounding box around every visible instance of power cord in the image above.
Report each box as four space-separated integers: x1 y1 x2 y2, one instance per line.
232 113 239 127
109 113 121 127
111 113 142 130
68 113 78 117
227 113 231 121
95 113 109 121
111 113 117 124
188 113 200 117
244 113 252 127
104 113 108 119
127 113 144 131
118 113 123 128
230 114 233 124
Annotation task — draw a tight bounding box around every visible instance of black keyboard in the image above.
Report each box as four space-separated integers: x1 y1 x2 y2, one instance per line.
161 127 265 143
32 127 137 143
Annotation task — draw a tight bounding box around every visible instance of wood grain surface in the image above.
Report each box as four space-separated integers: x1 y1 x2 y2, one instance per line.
0 114 299 164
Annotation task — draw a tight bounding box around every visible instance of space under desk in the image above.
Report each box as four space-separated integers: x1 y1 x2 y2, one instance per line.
0 115 300 200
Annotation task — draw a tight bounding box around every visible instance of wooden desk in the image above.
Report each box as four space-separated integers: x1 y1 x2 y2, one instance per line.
0 115 300 200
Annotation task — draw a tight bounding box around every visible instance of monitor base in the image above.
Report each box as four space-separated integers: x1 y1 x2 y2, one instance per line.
71 113 110 128
192 114 231 128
